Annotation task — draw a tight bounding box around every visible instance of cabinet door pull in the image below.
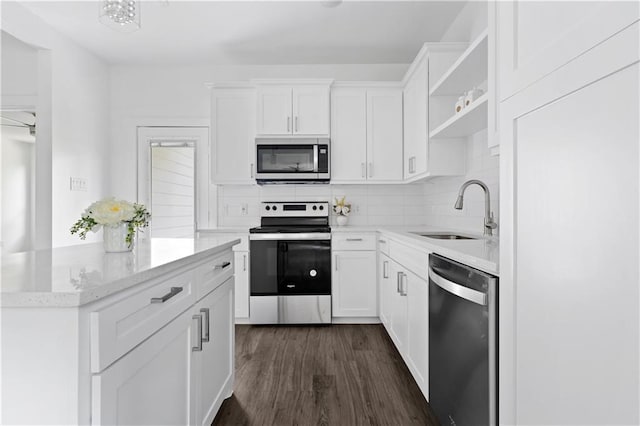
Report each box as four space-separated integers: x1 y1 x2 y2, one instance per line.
250 163 254 179
379 239 387 244
383 261 389 278
368 162 373 178
287 117 291 132
335 255 339 271
397 272 402 293
295 116 298 132
401 273 408 296
150 286 183 304
243 254 247 271
361 163 365 178
192 314 203 352
213 261 231 270
200 308 210 342
346 238 363 242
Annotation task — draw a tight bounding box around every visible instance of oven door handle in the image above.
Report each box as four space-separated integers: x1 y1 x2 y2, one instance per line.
250 233 331 241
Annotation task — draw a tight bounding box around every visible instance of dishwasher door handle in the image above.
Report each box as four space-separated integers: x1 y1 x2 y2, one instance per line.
428 267 487 306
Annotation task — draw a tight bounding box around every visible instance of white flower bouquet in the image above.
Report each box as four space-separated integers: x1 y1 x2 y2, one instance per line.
70 197 151 247
332 196 351 217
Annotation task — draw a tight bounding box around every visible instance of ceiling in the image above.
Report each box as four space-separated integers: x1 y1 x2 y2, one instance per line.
21 1 467 66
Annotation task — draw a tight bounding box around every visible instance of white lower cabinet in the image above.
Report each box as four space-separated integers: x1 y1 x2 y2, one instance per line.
91 307 196 425
387 260 408 352
332 250 377 317
91 265 235 425
332 233 378 319
405 268 429 397
378 234 430 400
193 279 234 426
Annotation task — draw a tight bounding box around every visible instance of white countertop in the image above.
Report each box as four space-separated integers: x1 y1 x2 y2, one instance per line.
333 225 499 275
0 237 240 308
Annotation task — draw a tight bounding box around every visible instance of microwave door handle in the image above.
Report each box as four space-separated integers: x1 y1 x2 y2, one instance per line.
313 145 319 173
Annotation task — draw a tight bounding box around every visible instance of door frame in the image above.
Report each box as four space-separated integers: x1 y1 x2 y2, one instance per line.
137 126 210 232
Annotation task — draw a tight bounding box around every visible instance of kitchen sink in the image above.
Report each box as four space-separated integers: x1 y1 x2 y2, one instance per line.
410 232 478 240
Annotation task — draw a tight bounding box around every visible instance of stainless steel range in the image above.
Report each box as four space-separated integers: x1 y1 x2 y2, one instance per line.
249 201 331 324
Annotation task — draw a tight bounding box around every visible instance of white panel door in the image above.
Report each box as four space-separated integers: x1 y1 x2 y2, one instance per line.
498 1 639 100
234 251 249 318
388 260 408 353
499 21 639 425
366 88 403 181
332 250 377 317
378 253 393 328
330 87 367 182
91 308 195 425
405 268 429 399
292 86 330 135
257 86 292 135
211 88 256 184
403 58 428 178
194 279 234 426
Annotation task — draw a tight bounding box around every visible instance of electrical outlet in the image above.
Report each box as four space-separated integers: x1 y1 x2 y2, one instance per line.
70 177 87 192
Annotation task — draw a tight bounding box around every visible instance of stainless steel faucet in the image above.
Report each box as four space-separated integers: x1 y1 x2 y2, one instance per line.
454 179 498 236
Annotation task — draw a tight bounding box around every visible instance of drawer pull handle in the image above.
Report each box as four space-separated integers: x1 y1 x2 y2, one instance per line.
346 238 363 242
383 261 389 278
200 308 210 342
192 314 203 352
150 286 183 304
213 261 231 270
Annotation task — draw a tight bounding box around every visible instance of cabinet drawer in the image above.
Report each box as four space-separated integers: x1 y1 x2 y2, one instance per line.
332 233 377 251
194 251 234 299
389 239 430 279
90 269 197 373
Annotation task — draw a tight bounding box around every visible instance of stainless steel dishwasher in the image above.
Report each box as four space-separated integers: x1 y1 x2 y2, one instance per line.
428 253 498 426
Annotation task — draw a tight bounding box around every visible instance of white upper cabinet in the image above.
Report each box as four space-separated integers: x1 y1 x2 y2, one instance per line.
256 86 291 135
330 87 367 181
402 43 469 182
256 81 331 136
210 86 256 184
366 89 403 181
292 86 330 135
331 85 403 183
403 57 428 179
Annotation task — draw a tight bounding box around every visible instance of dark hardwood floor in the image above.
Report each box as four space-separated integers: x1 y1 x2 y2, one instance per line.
212 324 439 426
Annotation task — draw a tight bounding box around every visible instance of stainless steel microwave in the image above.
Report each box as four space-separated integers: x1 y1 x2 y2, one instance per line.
255 138 330 184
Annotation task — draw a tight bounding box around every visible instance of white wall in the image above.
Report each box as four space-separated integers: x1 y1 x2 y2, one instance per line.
1 31 38 99
1 2 111 247
439 1 488 42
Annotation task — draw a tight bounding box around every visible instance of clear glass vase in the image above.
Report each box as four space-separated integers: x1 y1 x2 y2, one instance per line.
103 223 133 253
336 215 348 226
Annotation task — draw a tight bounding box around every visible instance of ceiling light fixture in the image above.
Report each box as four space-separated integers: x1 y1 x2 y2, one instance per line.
99 0 141 33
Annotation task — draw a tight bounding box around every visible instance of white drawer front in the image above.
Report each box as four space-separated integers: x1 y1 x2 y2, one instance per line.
389 239 430 279
194 251 234 299
90 270 197 373
332 233 377 251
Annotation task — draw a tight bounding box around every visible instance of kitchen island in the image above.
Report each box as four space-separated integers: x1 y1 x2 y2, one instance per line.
1 236 240 425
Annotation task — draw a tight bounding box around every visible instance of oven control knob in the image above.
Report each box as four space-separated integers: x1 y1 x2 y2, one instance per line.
309 269 317 277
312 206 317 210
319 205 324 210
265 205 270 211
272 205 277 211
